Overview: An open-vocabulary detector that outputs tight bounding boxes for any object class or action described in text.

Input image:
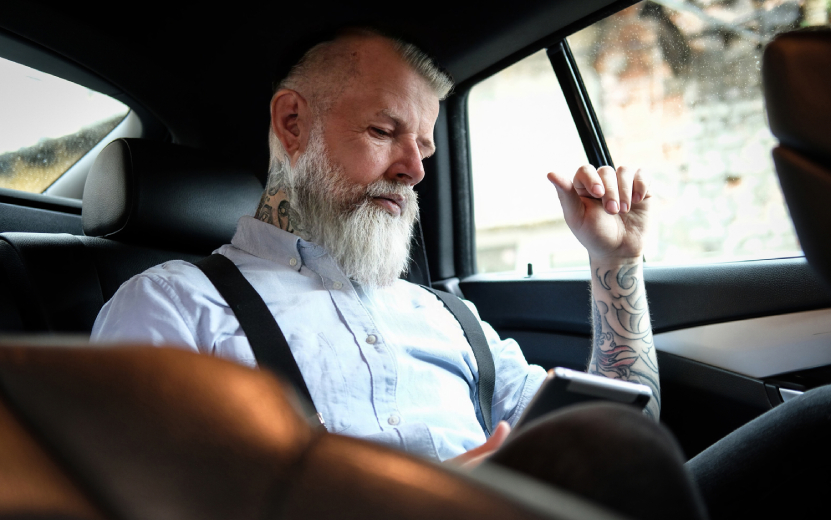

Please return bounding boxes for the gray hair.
[267,28,453,183]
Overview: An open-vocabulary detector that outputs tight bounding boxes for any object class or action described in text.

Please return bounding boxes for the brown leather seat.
[0,343,623,520]
[764,27,831,288]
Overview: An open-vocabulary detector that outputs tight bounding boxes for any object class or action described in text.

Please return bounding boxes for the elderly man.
[93,28,705,519]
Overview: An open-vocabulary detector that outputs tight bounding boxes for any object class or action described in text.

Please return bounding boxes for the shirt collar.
[230,216,347,281]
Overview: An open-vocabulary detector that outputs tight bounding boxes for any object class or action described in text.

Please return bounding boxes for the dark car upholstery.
[0,138,264,334]
[0,342,623,520]
[764,27,831,288]
[0,136,434,335]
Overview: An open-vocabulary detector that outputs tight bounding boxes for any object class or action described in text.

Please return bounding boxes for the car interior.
[0,0,829,518]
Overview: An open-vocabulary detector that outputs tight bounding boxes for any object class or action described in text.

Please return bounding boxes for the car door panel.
[459,257,831,457]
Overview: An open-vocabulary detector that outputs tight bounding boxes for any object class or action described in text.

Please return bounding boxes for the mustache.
[354,179,418,207]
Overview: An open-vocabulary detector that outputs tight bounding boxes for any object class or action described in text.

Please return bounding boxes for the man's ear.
[270,89,310,165]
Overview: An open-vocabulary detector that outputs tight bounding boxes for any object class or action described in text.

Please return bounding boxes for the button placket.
[322,276,398,432]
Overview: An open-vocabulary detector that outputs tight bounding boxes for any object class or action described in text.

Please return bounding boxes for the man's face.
[282,39,442,287]
[315,38,441,218]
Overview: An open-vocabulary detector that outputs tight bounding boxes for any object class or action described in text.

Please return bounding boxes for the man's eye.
[371,127,390,137]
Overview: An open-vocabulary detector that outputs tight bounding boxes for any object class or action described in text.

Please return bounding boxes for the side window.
[567,0,828,265]
[469,50,589,274]
[0,56,130,196]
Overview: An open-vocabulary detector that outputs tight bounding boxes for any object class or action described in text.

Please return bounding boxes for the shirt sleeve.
[462,300,547,428]
[91,273,200,352]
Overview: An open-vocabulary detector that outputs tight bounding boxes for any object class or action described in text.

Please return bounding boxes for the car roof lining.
[0,0,628,177]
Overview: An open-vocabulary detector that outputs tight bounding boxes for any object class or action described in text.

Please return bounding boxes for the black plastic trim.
[0,188,81,215]
[658,351,772,458]
[547,42,613,168]
[765,364,831,391]
[447,90,477,278]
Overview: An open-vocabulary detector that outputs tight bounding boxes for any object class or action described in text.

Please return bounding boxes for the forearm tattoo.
[589,263,660,419]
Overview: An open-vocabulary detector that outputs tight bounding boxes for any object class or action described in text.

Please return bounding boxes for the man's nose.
[389,139,426,186]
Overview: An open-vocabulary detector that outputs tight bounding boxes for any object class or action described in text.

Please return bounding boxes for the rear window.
[0,56,129,194]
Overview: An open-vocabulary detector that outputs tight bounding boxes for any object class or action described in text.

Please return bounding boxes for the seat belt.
[421,287,496,435]
[195,254,496,436]
[193,254,324,427]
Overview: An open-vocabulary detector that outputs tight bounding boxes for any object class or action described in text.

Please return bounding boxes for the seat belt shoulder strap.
[422,286,496,436]
[194,254,321,425]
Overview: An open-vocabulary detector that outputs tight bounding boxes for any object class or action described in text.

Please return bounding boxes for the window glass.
[469,50,589,274]
[0,57,129,194]
[568,0,828,265]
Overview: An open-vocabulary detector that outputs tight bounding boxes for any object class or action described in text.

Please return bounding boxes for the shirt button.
[289,257,298,267]
[333,281,343,290]
[365,334,377,344]
[387,414,401,426]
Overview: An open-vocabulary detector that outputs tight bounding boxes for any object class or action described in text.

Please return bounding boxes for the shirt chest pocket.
[288,333,353,434]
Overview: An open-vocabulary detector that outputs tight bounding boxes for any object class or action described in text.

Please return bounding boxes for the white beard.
[282,130,419,288]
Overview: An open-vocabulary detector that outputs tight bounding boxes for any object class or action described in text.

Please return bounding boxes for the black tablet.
[514,367,653,429]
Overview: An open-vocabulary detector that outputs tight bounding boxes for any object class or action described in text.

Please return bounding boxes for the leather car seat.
[763,27,831,288]
[0,342,623,520]
[0,137,432,334]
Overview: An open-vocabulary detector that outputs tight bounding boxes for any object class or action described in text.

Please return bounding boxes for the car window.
[567,0,828,265]
[0,56,129,195]
[469,50,589,274]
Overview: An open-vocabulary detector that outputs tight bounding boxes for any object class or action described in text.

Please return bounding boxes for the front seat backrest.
[763,27,831,288]
[0,343,624,520]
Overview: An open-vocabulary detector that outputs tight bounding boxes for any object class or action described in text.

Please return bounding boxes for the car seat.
[764,27,831,289]
[0,341,624,520]
[0,137,433,334]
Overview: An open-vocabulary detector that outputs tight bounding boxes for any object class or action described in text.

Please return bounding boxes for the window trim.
[0,27,168,210]
[449,0,641,277]
[547,41,614,169]
[0,187,82,215]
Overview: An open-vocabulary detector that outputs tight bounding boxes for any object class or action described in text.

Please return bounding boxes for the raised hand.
[547,165,651,264]
[548,165,659,419]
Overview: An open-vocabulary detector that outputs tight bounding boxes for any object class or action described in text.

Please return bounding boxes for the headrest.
[82,138,264,253]
[763,27,831,163]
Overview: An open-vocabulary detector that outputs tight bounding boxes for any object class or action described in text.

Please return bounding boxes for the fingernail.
[633,192,641,204]
[621,202,629,213]
[591,184,604,197]
[606,200,619,213]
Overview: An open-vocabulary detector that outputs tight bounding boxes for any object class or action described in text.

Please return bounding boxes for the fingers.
[597,166,619,214]
[571,165,603,198]
[463,421,511,468]
[566,165,648,215]
[547,171,584,222]
[488,420,512,448]
[616,166,634,213]
[444,421,512,468]
[632,169,651,204]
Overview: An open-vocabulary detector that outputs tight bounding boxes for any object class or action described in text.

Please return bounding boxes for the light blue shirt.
[92,216,546,461]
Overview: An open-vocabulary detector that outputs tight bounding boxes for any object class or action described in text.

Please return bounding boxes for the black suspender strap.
[194,254,323,426]
[422,287,496,436]
[194,254,494,435]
